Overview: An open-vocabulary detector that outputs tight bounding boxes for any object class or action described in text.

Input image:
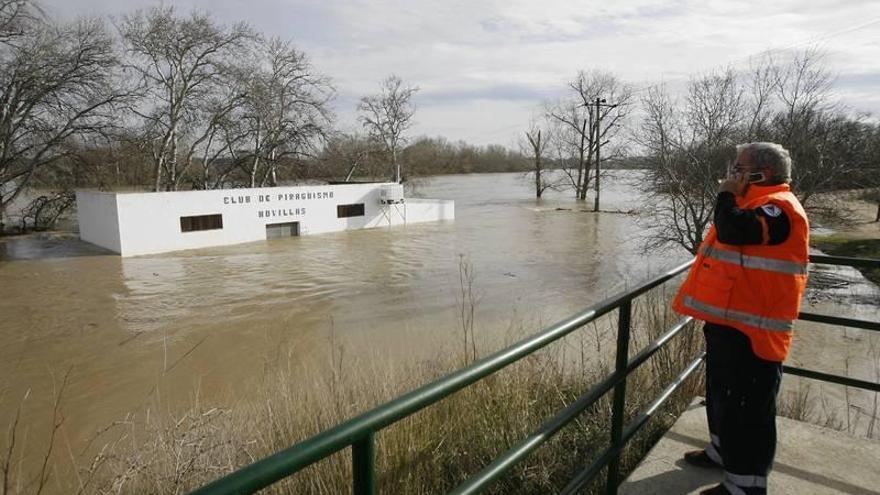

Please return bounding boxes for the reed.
[52,284,702,494]
[1,271,709,495]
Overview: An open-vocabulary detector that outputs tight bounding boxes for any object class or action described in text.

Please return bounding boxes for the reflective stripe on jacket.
[672,184,810,362]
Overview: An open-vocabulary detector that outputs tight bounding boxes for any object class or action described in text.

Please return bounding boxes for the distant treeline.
[31,136,536,191]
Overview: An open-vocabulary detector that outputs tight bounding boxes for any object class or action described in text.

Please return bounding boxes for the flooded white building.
[76,183,454,256]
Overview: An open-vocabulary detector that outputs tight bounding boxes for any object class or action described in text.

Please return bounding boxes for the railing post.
[606,300,632,495]
[352,431,376,495]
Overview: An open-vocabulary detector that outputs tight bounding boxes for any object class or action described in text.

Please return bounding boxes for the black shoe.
[699,483,731,495]
[683,449,722,469]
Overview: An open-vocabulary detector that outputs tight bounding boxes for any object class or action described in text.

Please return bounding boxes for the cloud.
[38,0,880,145]
[419,83,565,105]
[836,72,880,89]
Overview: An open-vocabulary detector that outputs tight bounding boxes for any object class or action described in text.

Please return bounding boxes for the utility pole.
[593,97,618,212]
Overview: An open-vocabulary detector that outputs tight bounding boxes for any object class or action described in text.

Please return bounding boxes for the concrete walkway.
[619,399,880,495]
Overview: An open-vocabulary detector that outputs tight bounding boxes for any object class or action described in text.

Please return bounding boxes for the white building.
[76,183,454,257]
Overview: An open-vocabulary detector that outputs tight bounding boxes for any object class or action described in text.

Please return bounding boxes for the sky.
[42,0,880,147]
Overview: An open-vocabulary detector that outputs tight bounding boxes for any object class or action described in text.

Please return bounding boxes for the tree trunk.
[535,165,542,198]
[269,149,278,186]
[391,144,400,183]
[169,130,178,191]
[533,130,542,199]
[345,161,358,182]
[250,155,260,188]
[582,109,597,201]
[259,160,274,187]
[153,156,163,192]
[250,125,262,188]
[576,119,586,199]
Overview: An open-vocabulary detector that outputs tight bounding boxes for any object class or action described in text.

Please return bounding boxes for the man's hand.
[719,172,749,196]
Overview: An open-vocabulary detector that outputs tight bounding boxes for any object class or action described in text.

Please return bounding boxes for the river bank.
[810,189,880,284]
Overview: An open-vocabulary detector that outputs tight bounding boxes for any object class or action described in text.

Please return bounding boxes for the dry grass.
[2,286,705,495]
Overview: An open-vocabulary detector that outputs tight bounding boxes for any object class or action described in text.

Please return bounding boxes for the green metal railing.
[191,254,880,495]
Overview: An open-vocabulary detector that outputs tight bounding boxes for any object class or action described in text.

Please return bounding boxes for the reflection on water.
[0,171,687,479]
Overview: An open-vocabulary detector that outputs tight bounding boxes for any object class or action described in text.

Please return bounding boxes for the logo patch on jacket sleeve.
[760,204,783,217]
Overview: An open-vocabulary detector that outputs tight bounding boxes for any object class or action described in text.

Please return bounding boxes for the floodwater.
[1,171,680,475]
[5,170,876,488]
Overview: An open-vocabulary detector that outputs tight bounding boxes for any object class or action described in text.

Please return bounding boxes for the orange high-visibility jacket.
[672,184,810,362]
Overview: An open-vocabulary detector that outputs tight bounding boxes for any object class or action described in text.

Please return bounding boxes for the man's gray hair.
[737,142,792,184]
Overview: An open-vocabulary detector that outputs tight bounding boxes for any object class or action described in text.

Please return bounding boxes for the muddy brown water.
[1,171,686,480]
[1,171,876,490]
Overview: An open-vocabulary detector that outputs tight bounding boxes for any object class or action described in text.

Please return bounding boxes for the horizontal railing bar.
[448,371,613,495]
[559,354,706,495]
[626,317,695,374]
[448,317,695,495]
[783,365,880,393]
[190,262,695,495]
[798,312,880,332]
[809,254,880,269]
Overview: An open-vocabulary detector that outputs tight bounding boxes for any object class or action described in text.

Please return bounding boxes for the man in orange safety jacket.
[673,142,809,495]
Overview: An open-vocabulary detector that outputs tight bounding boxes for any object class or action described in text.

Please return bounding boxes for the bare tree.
[768,49,851,207]
[638,51,873,254]
[744,54,777,141]
[357,75,418,183]
[774,48,835,141]
[0,3,121,232]
[521,125,554,198]
[190,87,248,189]
[685,68,744,146]
[639,70,743,254]
[0,0,40,43]
[238,37,334,187]
[320,132,380,181]
[120,6,255,191]
[547,70,632,202]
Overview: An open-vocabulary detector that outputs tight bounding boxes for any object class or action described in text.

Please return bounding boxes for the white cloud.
[41,0,880,144]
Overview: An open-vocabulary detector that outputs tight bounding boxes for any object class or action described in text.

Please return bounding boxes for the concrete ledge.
[619,398,880,495]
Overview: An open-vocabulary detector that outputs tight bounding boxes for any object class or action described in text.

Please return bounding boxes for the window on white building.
[180,214,223,232]
[337,204,365,218]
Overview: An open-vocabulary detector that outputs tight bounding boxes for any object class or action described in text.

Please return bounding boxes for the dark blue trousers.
[704,322,782,495]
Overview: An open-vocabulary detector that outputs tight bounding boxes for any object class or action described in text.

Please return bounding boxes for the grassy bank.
[812,236,880,286]
[2,289,704,494]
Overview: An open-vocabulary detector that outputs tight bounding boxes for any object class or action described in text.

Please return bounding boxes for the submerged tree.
[522,125,554,198]
[547,70,632,204]
[357,75,418,183]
